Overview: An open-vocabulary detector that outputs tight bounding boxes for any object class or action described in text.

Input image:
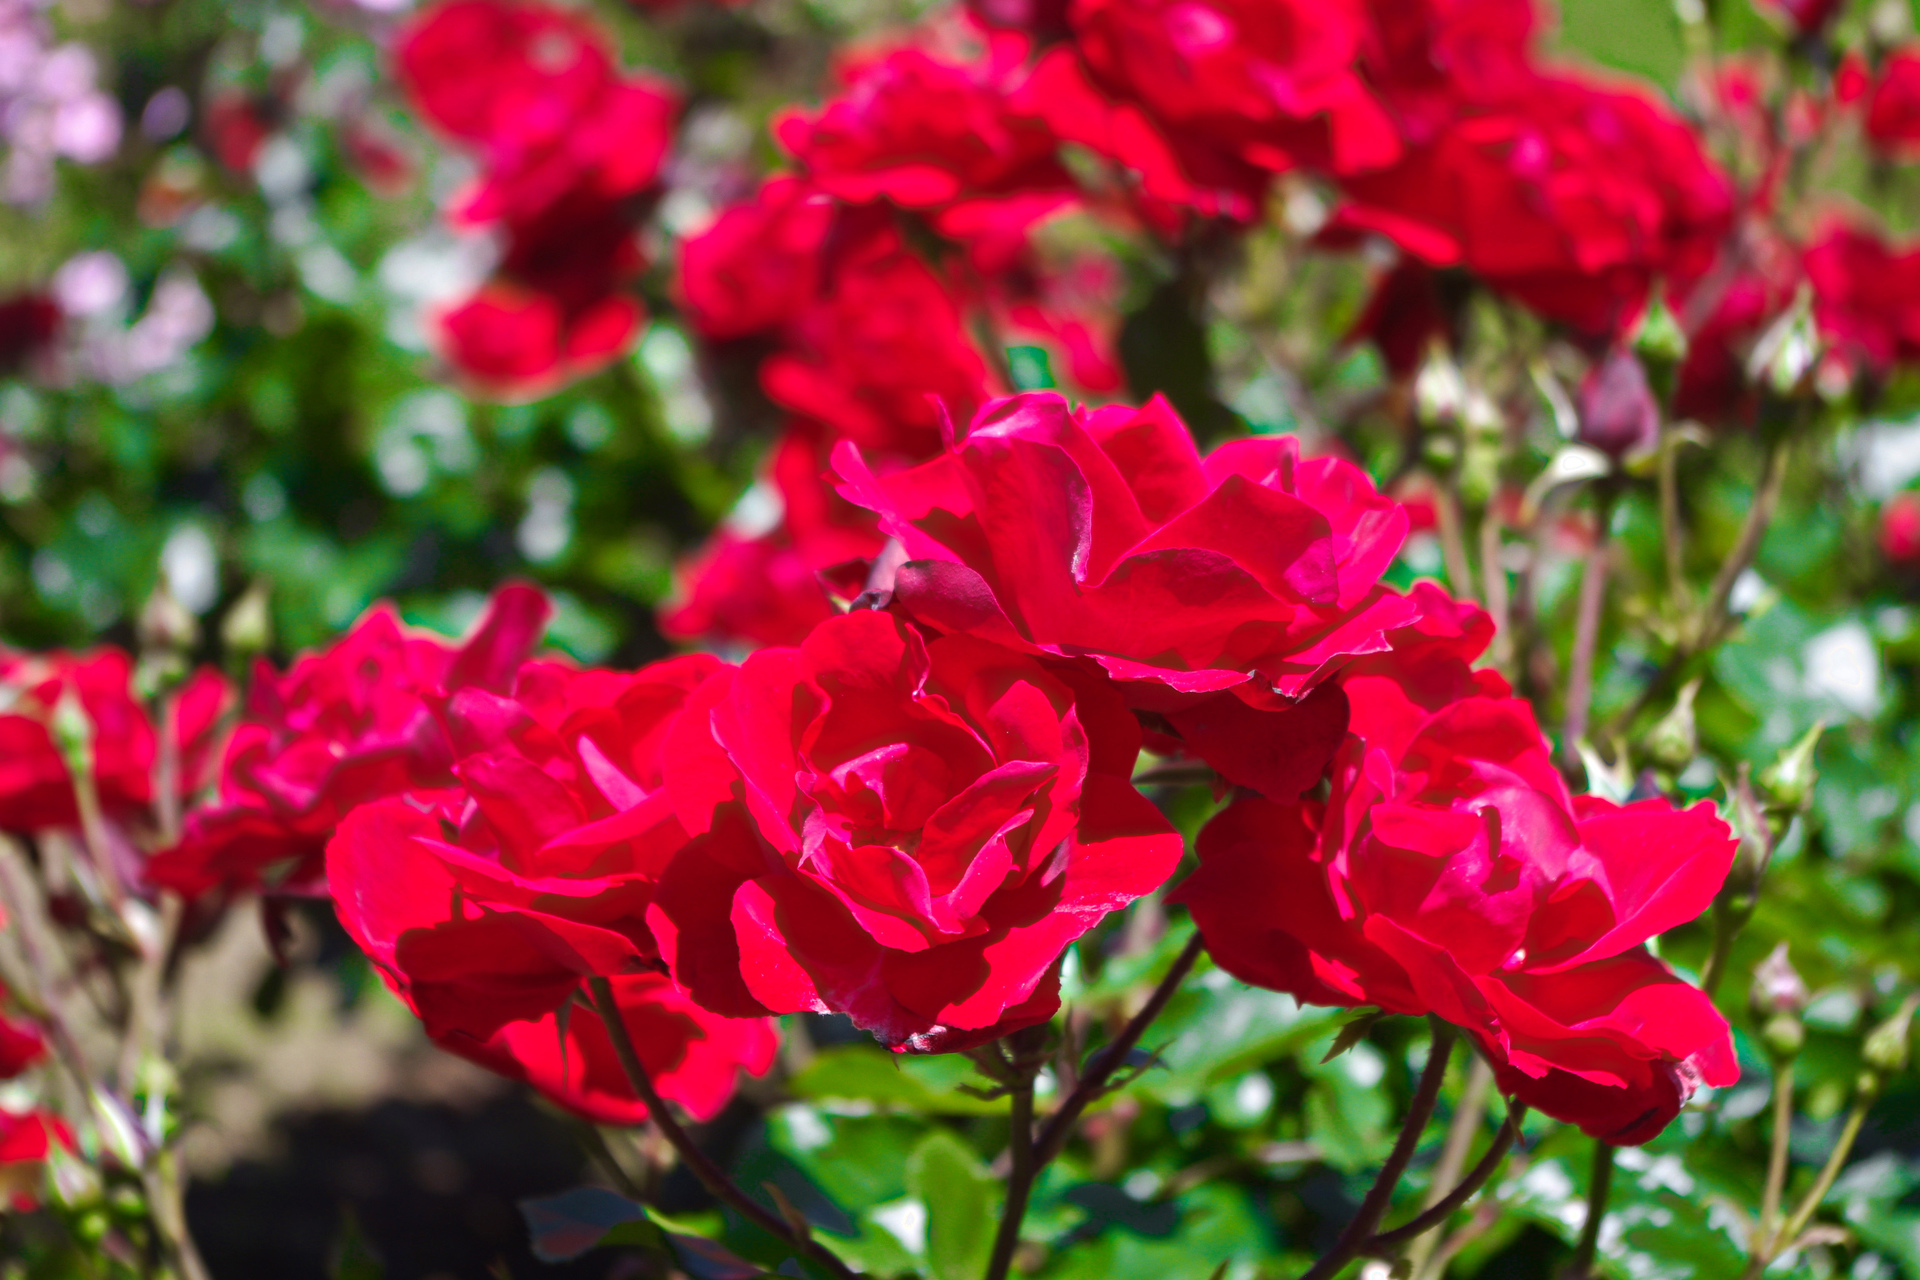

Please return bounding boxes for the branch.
[1566,1142,1615,1279]
[983,1030,1047,1280]
[584,977,859,1280]
[1401,1055,1495,1276]
[1299,1020,1459,1280]
[1368,1108,1523,1252]
[1031,932,1205,1168]
[1562,482,1618,776]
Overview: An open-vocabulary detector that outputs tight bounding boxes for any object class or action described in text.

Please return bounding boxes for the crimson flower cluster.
[394,0,678,397]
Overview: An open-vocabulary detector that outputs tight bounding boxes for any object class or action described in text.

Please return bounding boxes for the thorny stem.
[584,977,860,1280]
[1432,483,1479,604]
[1659,419,1686,605]
[1031,932,1205,1168]
[1566,1142,1615,1279]
[1400,1055,1496,1276]
[1298,1020,1460,1280]
[1369,1109,1523,1253]
[1605,430,1793,741]
[1746,1099,1871,1277]
[983,1033,1043,1280]
[1562,482,1619,774]
[1757,1062,1795,1249]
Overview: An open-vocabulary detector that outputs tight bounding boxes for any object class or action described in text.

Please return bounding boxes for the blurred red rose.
[0,1002,43,1079]
[678,177,836,342]
[1881,492,1920,564]
[774,46,1077,228]
[1069,0,1399,177]
[455,972,777,1125]
[1176,616,1739,1145]
[1361,0,1539,143]
[660,426,887,649]
[1753,0,1846,36]
[762,227,995,458]
[651,610,1183,1051]
[0,1110,72,1211]
[0,653,227,835]
[149,585,550,897]
[326,653,722,1044]
[837,392,1424,799]
[1806,222,1920,373]
[1332,74,1734,334]
[1867,49,1920,157]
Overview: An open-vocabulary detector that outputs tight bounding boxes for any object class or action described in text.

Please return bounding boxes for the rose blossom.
[148,584,549,897]
[0,1110,72,1212]
[836,391,1423,799]
[677,176,836,342]
[1867,49,1920,160]
[327,652,721,1043]
[1175,605,1739,1144]
[1805,222,1920,373]
[0,652,227,835]
[650,610,1184,1051]
[660,425,888,649]
[1331,73,1734,335]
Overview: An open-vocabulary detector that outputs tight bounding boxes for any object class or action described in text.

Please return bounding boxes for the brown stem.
[1400,1055,1496,1276]
[1480,514,1513,677]
[1700,435,1790,648]
[1368,1110,1522,1252]
[1299,1021,1459,1280]
[1756,1061,1795,1251]
[1432,483,1478,603]
[983,1052,1038,1280]
[1562,485,1618,774]
[1031,932,1205,1168]
[584,978,859,1280]
[1658,420,1686,606]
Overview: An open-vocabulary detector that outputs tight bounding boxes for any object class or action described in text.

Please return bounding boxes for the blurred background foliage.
[8,0,1920,1277]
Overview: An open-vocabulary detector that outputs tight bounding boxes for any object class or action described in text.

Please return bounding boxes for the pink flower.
[1806,222,1920,372]
[836,391,1424,799]
[149,585,550,897]
[677,177,836,342]
[652,610,1183,1051]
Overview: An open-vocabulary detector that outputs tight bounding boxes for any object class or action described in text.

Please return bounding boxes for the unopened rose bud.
[1759,723,1823,816]
[1762,1011,1806,1061]
[1881,493,1920,567]
[49,687,93,787]
[1577,348,1660,460]
[1643,679,1700,773]
[138,577,198,653]
[1863,993,1918,1077]
[1751,943,1810,1019]
[1631,292,1688,368]
[1748,290,1822,398]
[1415,345,1466,428]
[220,581,272,660]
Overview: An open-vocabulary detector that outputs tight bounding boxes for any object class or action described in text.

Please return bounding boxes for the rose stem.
[1367,1107,1524,1255]
[1299,1019,1459,1280]
[983,1030,1045,1280]
[1747,1098,1868,1276]
[1606,431,1791,740]
[1658,418,1686,603]
[1566,1141,1615,1279]
[1755,1059,1796,1253]
[1393,1054,1497,1274]
[1561,479,1618,777]
[1030,931,1205,1168]
[583,977,860,1280]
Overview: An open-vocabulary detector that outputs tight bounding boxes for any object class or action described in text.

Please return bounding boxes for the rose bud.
[1576,347,1660,460]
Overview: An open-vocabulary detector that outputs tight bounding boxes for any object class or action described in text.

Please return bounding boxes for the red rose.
[1806,222,1920,373]
[836,392,1423,799]
[1360,0,1539,144]
[1176,613,1739,1145]
[0,1001,43,1080]
[1333,74,1734,334]
[1672,231,1802,422]
[455,973,777,1125]
[677,177,836,342]
[0,652,228,835]
[661,426,888,649]
[149,585,550,897]
[0,292,61,372]
[1867,49,1920,158]
[1882,492,1920,565]
[773,46,1076,225]
[1068,0,1399,177]
[326,652,722,1044]
[1753,0,1846,35]
[0,1110,73,1211]
[435,282,644,399]
[651,610,1183,1051]
[761,227,995,458]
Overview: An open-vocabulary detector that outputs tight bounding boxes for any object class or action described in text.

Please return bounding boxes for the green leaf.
[1319,1008,1385,1063]
[788,1046,1005,1115]
[329,1208,383,1280]
[906,1131,999,1280]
